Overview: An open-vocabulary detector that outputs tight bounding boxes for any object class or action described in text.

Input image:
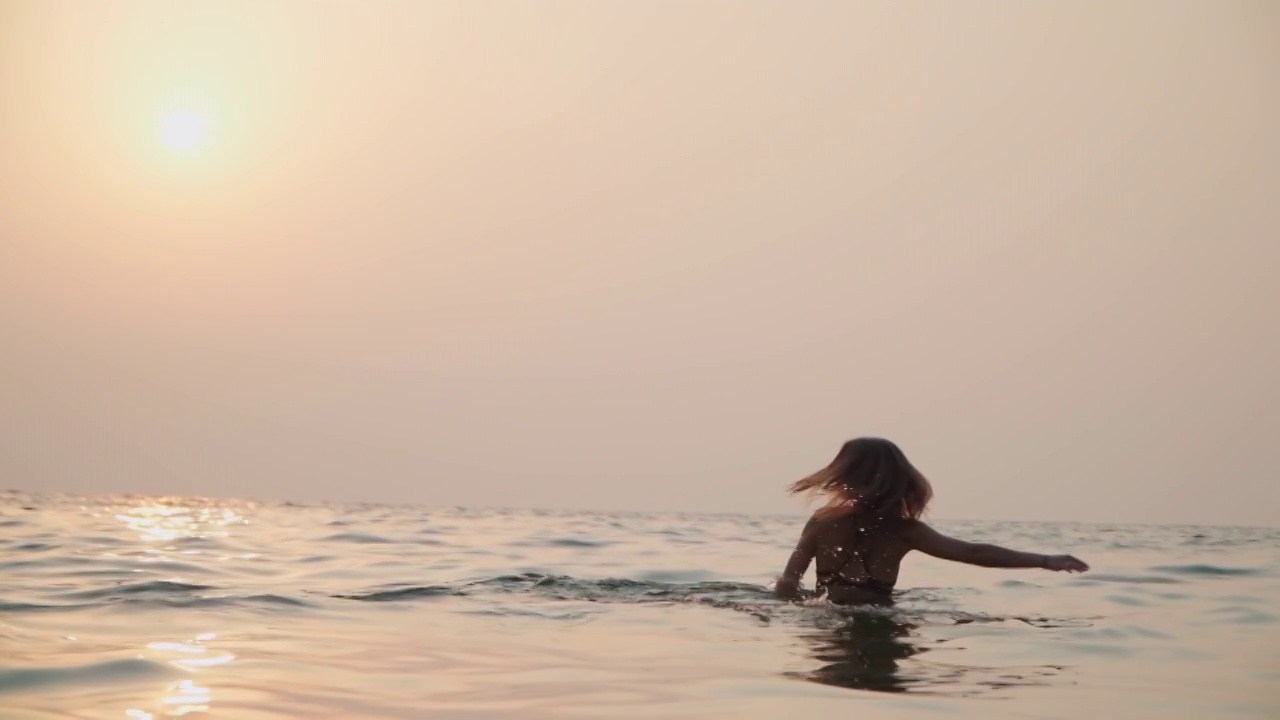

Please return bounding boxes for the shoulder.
[798,510,845,541]
[890,517,930,544]
[800,511,832,536]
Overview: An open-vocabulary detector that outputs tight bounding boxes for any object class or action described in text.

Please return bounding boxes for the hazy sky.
[2,1,1277,526]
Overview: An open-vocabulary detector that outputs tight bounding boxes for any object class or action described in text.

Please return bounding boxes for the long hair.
[789,438,932,520]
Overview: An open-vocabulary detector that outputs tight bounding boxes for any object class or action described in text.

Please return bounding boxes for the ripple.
[460,606,590,620]
[73,535,127,546]
[323,532,394,544]
[1205,606,1278,625]
[0,658,178,694]
[543,538,611,548]
[998,580,1043,588]
[166,536,226,548]
[4,494,1279,717]
[58,580,215,601]
[0,557,99,572]
[328,574,777,609]
[240,593,315,608]
[1103,594,1151,607]
[1066,643,1136,658]
[1074,573,1183,585]
[1150,564,1262,577]
[335,585,457,602]
[125,559,223,575]
[0,600,85,613]
[60,568,143,579]
[636,569,720,583]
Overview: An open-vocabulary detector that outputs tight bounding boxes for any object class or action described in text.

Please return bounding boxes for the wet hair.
[789,438,933,520]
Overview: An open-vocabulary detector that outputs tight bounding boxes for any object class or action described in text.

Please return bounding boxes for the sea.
[1,491,1277,719]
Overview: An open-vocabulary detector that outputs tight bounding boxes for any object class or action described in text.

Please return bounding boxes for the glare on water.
[1,492,1277,719]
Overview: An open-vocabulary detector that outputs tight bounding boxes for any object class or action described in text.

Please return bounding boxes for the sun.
[160,110,208,154]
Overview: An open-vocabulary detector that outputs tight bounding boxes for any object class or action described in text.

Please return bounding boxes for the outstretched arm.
[902,520,1088,572]
[775,515,820,599]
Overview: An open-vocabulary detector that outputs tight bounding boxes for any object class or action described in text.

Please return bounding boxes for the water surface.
[1,492,1277,718]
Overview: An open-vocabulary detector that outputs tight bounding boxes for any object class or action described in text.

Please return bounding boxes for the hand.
[774,576,803,600]
[1043,554,1089,573]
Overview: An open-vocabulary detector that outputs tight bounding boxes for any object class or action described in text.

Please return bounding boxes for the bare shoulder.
[893,518,935,546]
[797,510,849,543]
[896,518,925,533]
[799,511,835,537]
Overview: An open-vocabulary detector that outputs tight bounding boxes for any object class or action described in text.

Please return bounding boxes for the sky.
[1,1,1277,526]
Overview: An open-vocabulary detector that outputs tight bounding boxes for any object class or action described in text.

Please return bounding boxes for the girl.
[775,438,1088,604]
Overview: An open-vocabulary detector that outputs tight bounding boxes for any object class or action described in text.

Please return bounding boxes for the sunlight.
[160,110,207,154]
[114,502,242,542]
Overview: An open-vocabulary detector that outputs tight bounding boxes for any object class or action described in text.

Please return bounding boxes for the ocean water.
[1,492,1277,719]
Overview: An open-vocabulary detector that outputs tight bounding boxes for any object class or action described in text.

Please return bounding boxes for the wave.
[332,573,775,609]
[11,543,57,553]
[0,658,176,695]
[0,600,81,613]
[335,585,457,602]
[322,532,394,544]
[2,581,314,613]
[542,538,612,548]
[58,580,214,601]
[330,573,787,625]
[1149,564,1262,577]
[1073,573,1184,585]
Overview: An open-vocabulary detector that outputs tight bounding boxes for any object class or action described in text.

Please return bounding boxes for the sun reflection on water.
[161,679,212,716]
[129,632,232,717]
[102,502,250,718]
[114,501,245,543]
[147,632,235,669]
[125,677,214,720]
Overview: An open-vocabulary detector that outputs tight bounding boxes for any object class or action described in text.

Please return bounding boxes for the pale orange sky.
[1,1,1277,526]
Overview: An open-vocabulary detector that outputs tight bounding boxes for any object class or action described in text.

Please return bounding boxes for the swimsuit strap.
[818,520,894,595]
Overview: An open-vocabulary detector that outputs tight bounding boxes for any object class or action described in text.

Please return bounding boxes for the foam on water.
[0,491,1277,719]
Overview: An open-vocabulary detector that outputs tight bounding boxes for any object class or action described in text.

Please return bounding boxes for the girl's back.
[775,438,1088,604]
[807,511,912,603]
